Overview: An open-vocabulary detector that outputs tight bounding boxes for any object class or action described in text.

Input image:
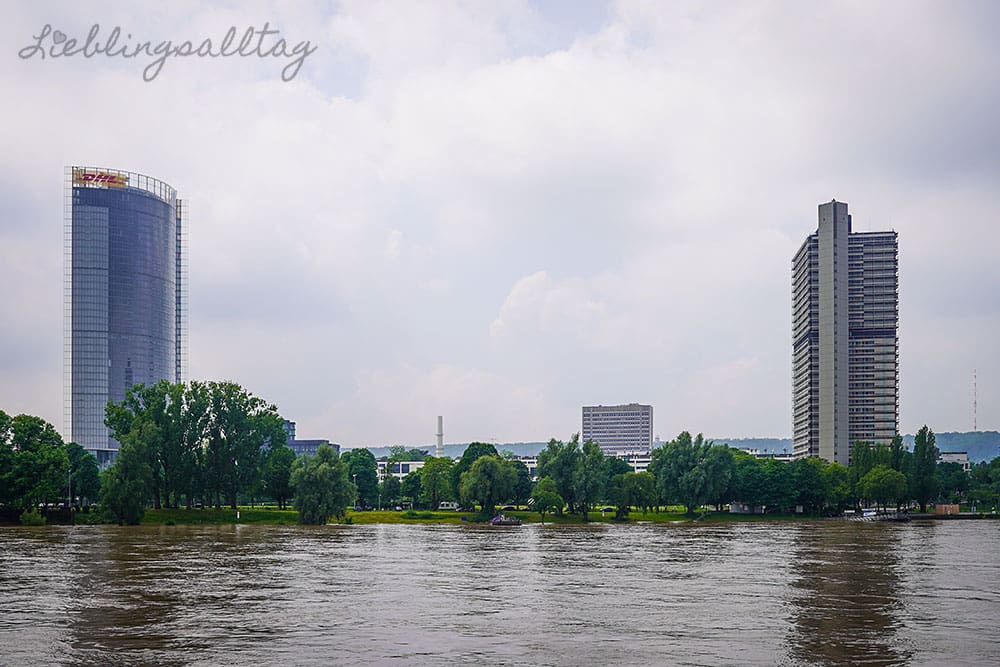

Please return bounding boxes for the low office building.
[378,460,426,481]
[938,451,971,473]
[734,447,795,463]
[287,439,339,457]
[515,449,651,483]
[279,420,338,457]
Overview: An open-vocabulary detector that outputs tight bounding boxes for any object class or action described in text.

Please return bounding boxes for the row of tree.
[348,442,533,517]
[0,411,101,521]
[7,389,1000,526]
[102,380,290,513]
[522,426,999,519]
[388,427,999,521]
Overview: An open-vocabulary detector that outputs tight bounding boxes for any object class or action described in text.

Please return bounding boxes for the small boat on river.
[490,514,522,526]
[844,509,911,522]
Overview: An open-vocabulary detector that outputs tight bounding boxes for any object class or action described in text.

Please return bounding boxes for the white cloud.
[317,363,553,447]
[1,1,998,442]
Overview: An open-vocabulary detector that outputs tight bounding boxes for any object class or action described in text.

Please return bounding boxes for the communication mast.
[973,369,977,431]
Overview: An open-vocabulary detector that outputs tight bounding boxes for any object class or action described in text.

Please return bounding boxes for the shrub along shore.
[6,390,1000,527]
[134,507,801,526]
[111,506,995,527]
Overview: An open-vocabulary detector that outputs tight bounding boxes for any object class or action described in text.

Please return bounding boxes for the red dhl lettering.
[73,170,128,187]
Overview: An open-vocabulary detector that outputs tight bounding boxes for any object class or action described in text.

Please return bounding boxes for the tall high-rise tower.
[64,166,187,466]
[792,201,898,465]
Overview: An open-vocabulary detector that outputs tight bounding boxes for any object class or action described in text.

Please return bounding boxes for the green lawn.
[140,507,300,525]
[138,506,811,526]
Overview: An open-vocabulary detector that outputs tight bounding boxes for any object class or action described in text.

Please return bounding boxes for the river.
[1,520,998,666]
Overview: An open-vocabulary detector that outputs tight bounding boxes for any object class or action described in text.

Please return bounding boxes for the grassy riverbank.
[19,506,994,527]
[134,507,818,526]
[139,507,301,526]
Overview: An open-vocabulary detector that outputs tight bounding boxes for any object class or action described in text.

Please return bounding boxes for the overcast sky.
[1,1,997,448]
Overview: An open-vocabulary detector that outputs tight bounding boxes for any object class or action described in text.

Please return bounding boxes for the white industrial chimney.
[436,416,444,458]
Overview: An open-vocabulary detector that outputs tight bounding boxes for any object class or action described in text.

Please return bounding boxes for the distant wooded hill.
[716,431,1000,464]
[358,431,1000,464]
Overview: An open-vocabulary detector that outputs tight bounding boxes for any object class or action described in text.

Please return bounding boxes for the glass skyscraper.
[64,167,187,466]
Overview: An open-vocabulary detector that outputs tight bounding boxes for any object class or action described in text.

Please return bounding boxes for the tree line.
[5,388,1000,526]
[389,427,1000,521]
[0,410,101,524]
[516,427,1000,519]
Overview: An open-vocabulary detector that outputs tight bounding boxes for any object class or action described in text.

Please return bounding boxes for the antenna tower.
[973,369,977,431]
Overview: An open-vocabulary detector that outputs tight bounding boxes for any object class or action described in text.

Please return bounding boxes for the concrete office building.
[280,420,339,457]
[582,403,653,455]
[64,167,187,466]
[938,451,971,473]
[792,200,898,465]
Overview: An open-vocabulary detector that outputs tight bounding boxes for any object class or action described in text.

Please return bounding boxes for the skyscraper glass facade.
[64,167,186,466]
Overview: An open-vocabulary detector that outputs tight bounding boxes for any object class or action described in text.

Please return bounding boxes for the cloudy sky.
[1,0,997,448]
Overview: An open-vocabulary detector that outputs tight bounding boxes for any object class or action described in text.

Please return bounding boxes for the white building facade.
[582,403,654,455]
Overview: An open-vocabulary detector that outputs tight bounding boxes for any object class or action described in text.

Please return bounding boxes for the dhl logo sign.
[73,169,128,188]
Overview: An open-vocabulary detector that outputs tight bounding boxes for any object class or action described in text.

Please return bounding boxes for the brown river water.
[1,520,998,666]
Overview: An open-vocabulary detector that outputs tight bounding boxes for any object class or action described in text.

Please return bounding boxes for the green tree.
[105,381,175,509]
[341,448,379,508]
[936,462,969,503]
[731,452,766,508]
[602,456,633,504]
[208,382,284,509]
[629,471,658,515]
[459,455,516,517]
[536,435,581,514]
[66,442,101,505]
[450,442,499,496]
[530,476,563,523]
[648,432,711,514]
[573,439,606,520]
[791,457,829,515]
[509,459,533,506]
[969,458,1000,510]
[419,456,454,509]
[8,414,70,511]
[381,474,402,507]
[103,380,243,510]
[858,464,908,511]
[822,462,852,512]
[701,445,735,510]
[178,381,211,508]
[608,471,656,520]
[100,442,151,525]
[401,470,423,509]
[910,426,939,512]
[889,434,907,472]
[0,410,13,508]
[262,444,296,509]
[761,459,795,512]
[291,444,353,524]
